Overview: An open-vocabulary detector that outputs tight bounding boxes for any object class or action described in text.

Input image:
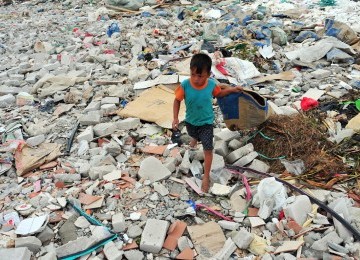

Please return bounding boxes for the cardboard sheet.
[246,71,296,85]
[118,85,185,129]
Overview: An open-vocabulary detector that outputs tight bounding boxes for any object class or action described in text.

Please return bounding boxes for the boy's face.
[190,68,210,87]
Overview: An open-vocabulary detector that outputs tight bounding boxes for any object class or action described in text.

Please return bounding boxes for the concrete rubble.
[0,0,360,259]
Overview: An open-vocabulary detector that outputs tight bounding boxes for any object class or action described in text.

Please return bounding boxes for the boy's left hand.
[233,86,243,92]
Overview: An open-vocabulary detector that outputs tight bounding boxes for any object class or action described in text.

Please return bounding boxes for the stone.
[187,222,226,258]
[101,103,117,115]
[77,126,94,142]
[38,251,57,260]
[210,183,231,196]
[36,226,55,244]
[15,236,42,253]
[284,195,312,225]
[89,165,117,180]
[230,189,247,212]
[93,122,117,136]
[104,241,123,260]
[116,118,141,130]
[213,237,236,260]
[0,248,32,260]
[0,94,16,108]
[214,140,229,157]
[178,236,193,251]
[233,151,258,167]
[26,134,45,147]
[138,156,171,183]
[140,219,169,253]
[79,111,102,125]
[218,220,239,231]
[248,159,270,173]
[214,129,241,142]
[153,182,169,196]
[233,229,254,249]
[84,101,101,112]
[164,157,176,173]
[124,250,144,260]
[311,231,343,251]
[74,216,91,229]
[310,69,332,79]
[127,225,143,238]
[211,154,225,172]
[101,96,119,105]
[179,150,191,174]
[56,236,97,258]
[226,143,254,164]
[112,212,126,233]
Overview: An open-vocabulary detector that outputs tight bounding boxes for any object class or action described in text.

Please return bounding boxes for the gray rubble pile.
[0,0,360,259]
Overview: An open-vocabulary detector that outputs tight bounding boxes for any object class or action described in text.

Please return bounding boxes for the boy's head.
[190,53,212,87]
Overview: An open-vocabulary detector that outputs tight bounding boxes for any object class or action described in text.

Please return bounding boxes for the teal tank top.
[181,78,216,126]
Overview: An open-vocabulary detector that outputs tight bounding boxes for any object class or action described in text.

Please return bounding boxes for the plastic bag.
[257,177,287,211]
[280,159,305,175]
[301,97,319,111]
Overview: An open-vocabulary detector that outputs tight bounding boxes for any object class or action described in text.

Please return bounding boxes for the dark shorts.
[185,122,214,150]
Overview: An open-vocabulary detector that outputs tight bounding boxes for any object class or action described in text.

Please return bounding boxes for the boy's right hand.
[172,119,179,130]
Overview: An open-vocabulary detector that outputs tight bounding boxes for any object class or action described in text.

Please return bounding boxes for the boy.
[172,53,243,193]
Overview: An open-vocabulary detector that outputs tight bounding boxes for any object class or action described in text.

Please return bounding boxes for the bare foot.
[201,176,209,193]
[189,138,197,148]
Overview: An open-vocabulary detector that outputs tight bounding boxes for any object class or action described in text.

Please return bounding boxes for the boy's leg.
[198,124,214,193]
[202,149,213,193]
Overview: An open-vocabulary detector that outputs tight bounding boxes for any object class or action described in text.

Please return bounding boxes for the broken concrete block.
[36,226,55,244]
[284,195,312,225]
[77,126,94,142]
[101,96,119,105]
[164,157,176,173]
[311,231,343,251]
[214,140,229,157]
[138,156,171,183]
[0,248,32,260]
[0,94,16,107]
[248,159,270,173]
[187,222,226,258]
[226,143,254,163]
[123,250,144,260]
[101,103,117,115]
[89,165,117,180]
[310,69,331,79]
[140,219,169,253]
[211,153,225,172]
[93,122,117,136]
[218,220,239,231]
[112,212,126,233]
[104,241,123,260]
[84,101,101,112]
[210,183,231,196]
[116,117,141,130]
[26,134,45,147]
[56,236,97,258]
[214,128,241,142]
[179,150,191,174]
[228,139,242,150]
[54,174,81,183]
[178,236,193,251]
[79,111,102,125]
[233,151,258,166]
[230,189,247,212]
[15,236,42,253]
[213,237,236,260]
[233,229,254,249]
[153,182,169,196]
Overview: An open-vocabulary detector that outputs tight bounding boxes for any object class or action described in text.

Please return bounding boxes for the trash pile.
[0,0,360,259]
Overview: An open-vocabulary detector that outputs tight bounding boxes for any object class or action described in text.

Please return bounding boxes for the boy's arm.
[172,98,181,129]
[216,84,243,97]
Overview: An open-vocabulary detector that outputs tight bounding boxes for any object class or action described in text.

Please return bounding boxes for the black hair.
[190,53,212,74]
